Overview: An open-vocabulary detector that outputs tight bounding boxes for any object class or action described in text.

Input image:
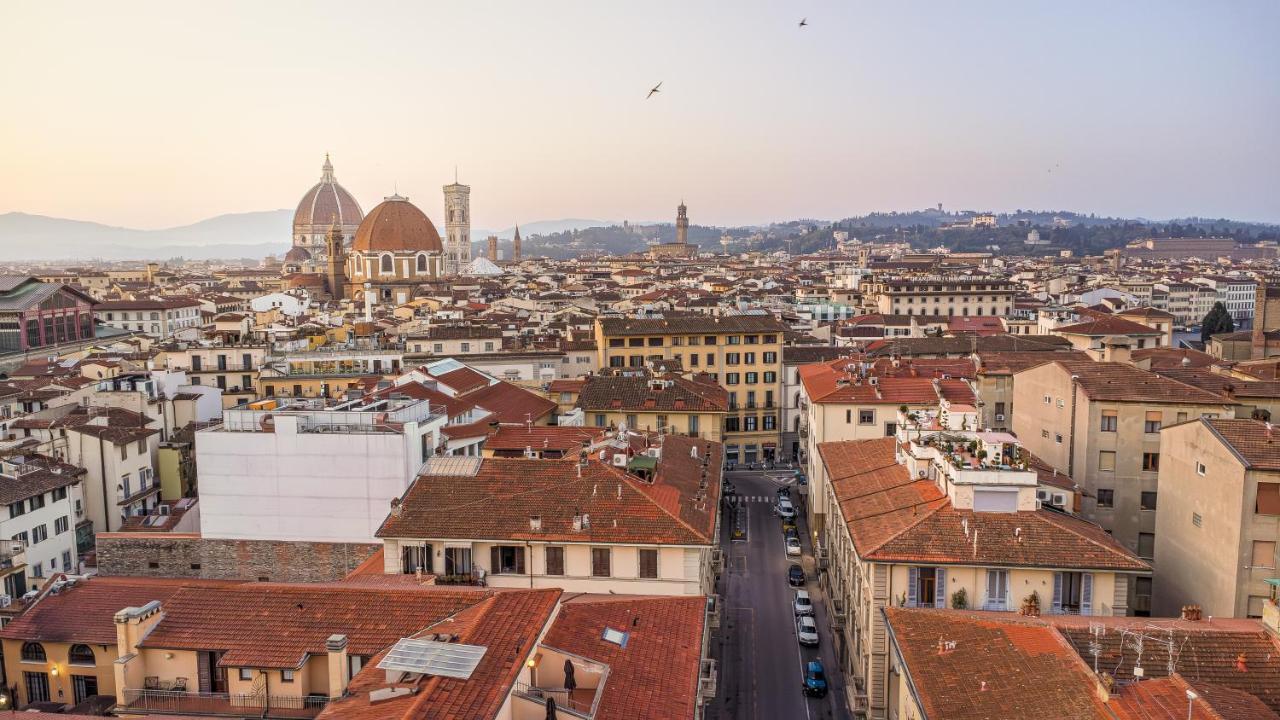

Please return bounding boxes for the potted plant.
[951,588,968,610]
[1020,591,1041,617]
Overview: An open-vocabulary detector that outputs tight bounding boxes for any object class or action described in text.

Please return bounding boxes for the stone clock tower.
[442,181,471,275]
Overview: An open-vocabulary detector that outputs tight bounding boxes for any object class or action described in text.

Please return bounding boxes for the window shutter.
[935,568,947,608]
[490,546,500,574]
[907,567,918,607]
[1052,572,1063,612]
[516,547,526,575]
[1081,573,1093,615]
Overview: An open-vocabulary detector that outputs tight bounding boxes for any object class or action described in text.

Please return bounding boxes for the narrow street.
[707,468,850,720]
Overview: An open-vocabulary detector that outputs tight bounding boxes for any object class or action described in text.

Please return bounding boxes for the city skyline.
[1,1,1278,232]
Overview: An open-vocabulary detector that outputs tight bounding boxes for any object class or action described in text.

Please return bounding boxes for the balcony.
[119,689,330,718]
[117,483,162,507]
[513,680,599,718]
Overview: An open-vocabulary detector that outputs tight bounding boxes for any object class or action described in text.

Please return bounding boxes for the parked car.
[788,564,806,586]
[796,615,820,647]
[785,536,802,556]
[794,589,814,617]
[776,499,796,520]
[795,471,808,485]
[783,526,799,542]
[722,481,736,495]
[803,660,828,697]
[776,486,791,498]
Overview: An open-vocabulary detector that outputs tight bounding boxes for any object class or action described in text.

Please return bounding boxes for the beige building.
[156,344,269,408]
[1154,418,1280,618]
[595,314,786,464]
[867,276,1017,317]
[577,373,728,442]
[818,429,1147,718]
[1012,359,1234,613]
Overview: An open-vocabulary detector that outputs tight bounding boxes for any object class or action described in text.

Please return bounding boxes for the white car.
[797,615,820,647]
[777,499,796,520]
[785,536,802,556]
[794,590,814,617]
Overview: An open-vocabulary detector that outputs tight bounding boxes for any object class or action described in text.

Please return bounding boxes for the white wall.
[196,418,437,543]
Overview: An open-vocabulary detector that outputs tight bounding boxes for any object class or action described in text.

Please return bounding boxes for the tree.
[1201,302,1235,343]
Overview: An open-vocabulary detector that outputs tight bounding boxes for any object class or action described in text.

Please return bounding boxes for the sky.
[1,1,1278,231]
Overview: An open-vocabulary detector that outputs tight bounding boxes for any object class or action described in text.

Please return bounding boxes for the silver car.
[797,615,819,647]
[794,590,814,617]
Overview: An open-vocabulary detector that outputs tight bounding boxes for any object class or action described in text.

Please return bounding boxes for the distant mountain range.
[0,211,618,262]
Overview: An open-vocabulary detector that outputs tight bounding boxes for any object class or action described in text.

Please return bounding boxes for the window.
[727,335,741,345]
[8,501,24,519]
[984,569,1009,610]
[744,416,757,432]
[724,417,740,433]
[689,354,699,367]
[859,410,875,425]
[1257,483,1280,514]
[1142,452,1160,472]
[705,353,714,366]
[1041,429,1049,439]
[53,487,67,501]
[416,254,427,272]
[763,371,776,383]
[763,351,777,363]
[29,493,45,510]
[281,669,295,683]
[764,334,777,344]
[1053,572,1092,614]
[743,352,756,365]
[380,254,393,273]
[1096,489,1115,508]
[54,516,69,534]
[725,373,740,385]
[1137,532,1155,559]
[545,546,565,576]
[994,402,1006,417]
[638,548,659,578]
[907,566,946,609]
[846,409,853,424]
[239,668,253,681]
[594,414,606,427]
[1098,451,1116,471]
[1192,512,1203,527]
[763,415,776,431]
[21,641,46,662]
[591,548,611,577]
[1196,461,1207,476]
[1144,411,1162,433]
[884,422,896,437]
[11,531,28,546]
[741,371,756,385]
[490,546,526,574]
[1100,410,1117,432]
[1140,491,1157,511]
[31,524,47,544]
[1055,433,1063,444]
[1043,395,1051,404]
[744,334,758,344]
[625,414,637,428]
[608,338,624,348]
[725,352,740,365]
[1253,541,1277,569]
[704,336,717,346]
[68,644,94,666]
[24,672,50,704]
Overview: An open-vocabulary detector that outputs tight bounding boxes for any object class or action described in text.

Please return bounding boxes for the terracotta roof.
[883,608,1110,720]
[542,596,707,720]
[465,381,557,423]
[819,438,1146,571]
[138,584,492,669]
[977,350,1092,375]
[0,467,80,505]
[0,576,239,645]
[1205,418,1280,471]
[435,366,491,395]
[799,358,975,405]
[381,436,721,546]
[1132,347,1217,368]
[1153,367,1280,400]
[351,195,443,254]
[577,375,728,413]
[318,589,561,720]
[1049,361,1230,405]
[597,313,787,337]
[1110,674,1280,720]
[484,424,605,453]
[1055,315,1163,337]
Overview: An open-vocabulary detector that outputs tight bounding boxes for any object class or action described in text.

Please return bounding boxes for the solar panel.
[377,638,488,680]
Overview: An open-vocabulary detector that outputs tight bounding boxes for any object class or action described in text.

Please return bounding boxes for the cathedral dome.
[293,155,363,230]
[283,245,312,262]
[352,194,443,254]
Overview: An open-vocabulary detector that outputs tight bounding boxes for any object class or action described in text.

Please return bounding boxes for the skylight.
[377,638,488,680]
[601,627,629,647]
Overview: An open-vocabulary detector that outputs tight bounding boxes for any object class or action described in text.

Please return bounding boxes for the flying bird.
[799,18,808,27]
[646,82,662,99]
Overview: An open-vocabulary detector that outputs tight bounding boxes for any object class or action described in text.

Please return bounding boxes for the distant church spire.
[321,153,335,182]
[512,224,522,262]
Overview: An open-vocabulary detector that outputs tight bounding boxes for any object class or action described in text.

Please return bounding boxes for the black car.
[776,486,791,498]
[784,527,800,542]
[788,564,806,586]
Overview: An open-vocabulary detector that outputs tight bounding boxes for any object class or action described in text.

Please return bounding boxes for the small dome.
[284,245,312,262]
[352,194,443,254]
[293,155,364,230]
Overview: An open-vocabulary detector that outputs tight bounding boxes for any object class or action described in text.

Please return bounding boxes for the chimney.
[113,600,164,705]
[1180,604,1202,622]
[326,634,350,697]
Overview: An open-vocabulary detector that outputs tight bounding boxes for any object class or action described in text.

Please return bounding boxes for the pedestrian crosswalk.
[725,495,781,504]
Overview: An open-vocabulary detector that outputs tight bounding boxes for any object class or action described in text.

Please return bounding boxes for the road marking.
[794,613,814,720]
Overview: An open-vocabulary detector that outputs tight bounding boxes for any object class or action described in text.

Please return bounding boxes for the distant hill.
[470,219,612,243]
[0,210,292,261]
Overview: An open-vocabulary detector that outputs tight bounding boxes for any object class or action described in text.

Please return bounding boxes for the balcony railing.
[120,689,329,719]
[981,599,1009,612]
[513,680,596,718]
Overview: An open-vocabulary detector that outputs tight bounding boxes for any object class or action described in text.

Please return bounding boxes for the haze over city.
[2,0,1278,232]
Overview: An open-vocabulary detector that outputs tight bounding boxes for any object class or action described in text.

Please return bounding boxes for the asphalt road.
[707,469,850,720]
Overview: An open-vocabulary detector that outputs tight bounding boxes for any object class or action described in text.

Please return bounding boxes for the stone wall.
[95,534,379,583]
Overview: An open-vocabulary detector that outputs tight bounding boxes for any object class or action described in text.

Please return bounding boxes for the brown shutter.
[516,547,526,574]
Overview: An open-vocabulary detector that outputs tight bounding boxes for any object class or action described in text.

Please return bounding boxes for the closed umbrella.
[545,696,557,720]
[563,659,577,693]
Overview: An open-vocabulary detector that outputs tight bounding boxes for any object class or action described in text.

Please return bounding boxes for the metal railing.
[121,689,329,718]
[512,681,595,717]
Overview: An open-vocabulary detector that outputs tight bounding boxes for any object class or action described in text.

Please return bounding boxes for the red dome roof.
[293,156,363,229]
[283,245,312,262]
[352,195,443,254]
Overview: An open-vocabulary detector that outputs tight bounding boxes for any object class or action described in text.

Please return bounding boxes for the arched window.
[69,644,95,665]
[380,254,394,274]
[416,254,427,273]
[21,642,46,662]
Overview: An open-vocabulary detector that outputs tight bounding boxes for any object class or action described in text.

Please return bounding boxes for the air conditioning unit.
[995,413,1005,422]
[1036,489,1050,502]
[1052,493,1068,507]
[612,454,628,467]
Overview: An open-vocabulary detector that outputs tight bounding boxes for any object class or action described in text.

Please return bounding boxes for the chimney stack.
[326,634,350,697]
